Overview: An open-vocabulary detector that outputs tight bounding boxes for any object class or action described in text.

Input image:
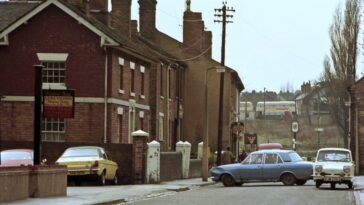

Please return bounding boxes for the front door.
[240,153,263,181]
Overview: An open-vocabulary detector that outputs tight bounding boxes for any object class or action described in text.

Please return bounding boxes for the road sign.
[292,121,299,133]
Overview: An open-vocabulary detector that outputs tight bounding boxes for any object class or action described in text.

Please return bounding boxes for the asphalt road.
[124,180,356,205]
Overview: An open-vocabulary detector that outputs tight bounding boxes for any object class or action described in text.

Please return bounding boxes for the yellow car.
[56,146,119,185]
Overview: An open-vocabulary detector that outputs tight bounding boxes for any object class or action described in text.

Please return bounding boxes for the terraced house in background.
[0,0,243,154]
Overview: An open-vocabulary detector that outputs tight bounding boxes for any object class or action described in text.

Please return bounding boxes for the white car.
[313,148,354,189]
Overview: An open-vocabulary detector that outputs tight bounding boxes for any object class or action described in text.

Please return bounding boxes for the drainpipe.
[103,47,109,143]
[167,64,170,149]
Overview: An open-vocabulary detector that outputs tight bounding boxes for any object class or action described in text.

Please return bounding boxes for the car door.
[239,153,264,181]
[262,153,284,181]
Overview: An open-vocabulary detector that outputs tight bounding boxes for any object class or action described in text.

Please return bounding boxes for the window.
[119,114,123,143]
[130,62,135,94]
[160,66,163,97]
[168,68,171,98]
[119,58,124,91]
[42,61,66,84]
[158,113,164,141]
[264,153,278,164]
[42,118,65,141]
[140,66,145,95]
[249,154,263,164]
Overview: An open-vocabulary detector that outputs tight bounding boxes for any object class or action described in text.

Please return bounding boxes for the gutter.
[103,46,109,143]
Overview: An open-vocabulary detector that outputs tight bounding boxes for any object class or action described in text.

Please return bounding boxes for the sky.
[128,0,350,92]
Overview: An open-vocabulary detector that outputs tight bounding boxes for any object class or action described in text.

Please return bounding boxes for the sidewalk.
[4,178,215,205]
[354,176,364,205]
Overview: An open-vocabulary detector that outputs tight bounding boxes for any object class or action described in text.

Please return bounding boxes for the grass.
[242,118,345,158]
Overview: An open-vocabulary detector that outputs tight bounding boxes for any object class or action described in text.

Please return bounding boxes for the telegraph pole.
[214,2,235,166]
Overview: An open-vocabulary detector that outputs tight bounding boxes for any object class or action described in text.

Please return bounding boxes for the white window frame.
[42,118,65,142]
[37,53,68,90]
[158,112,164,141]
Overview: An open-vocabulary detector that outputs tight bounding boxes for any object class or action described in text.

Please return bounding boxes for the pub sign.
[43,90,75,118]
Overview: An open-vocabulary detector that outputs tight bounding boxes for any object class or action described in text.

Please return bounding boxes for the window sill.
[42,83,67,90]
[130,92,136,97]
[160,96,164,100]
[140,95,145,99]
[118,89,125,94]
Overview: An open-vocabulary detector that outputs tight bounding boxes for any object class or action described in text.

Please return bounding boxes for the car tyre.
[348,181,353,189]
[315,181,322,188]
[330,182,335,190]
[296,180,307,186]
[113,170,119,185]
[221,174,235,187]
[98,171,106,186]
[281,173,296,186]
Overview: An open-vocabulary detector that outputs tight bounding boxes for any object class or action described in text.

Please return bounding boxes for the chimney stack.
[203,31,212,58]
[139,0,157,40]
[111,0,132,37]
[183,11,204,56]
[130,20,138,35]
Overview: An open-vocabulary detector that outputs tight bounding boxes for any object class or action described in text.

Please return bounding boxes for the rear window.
[62,148,100,158]
[1,151,32,160]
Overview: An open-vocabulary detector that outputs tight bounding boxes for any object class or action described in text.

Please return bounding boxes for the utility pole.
[214,2,235,166]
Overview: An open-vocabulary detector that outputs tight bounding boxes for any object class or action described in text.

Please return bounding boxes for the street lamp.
[202,66,226,181]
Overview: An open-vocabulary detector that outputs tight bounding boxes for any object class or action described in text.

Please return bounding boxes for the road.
[123,181,356,205]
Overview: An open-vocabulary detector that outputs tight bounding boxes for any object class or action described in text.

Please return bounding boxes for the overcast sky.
[128,0,354,92]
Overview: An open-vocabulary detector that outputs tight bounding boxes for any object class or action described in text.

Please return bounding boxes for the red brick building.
[0,0,159,144]
[0,0,244,154]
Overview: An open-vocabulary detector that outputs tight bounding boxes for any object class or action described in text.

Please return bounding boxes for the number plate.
[325,176,341,182]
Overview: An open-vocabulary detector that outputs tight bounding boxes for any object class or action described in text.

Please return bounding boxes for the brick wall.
[1,141,134,184]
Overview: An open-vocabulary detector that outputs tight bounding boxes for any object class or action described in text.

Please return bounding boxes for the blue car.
[210,149,313,187]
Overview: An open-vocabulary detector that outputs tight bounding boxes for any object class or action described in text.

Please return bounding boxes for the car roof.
[1,149,33,153]
[66,146,103,150]
[318,148,351,152]
[252,149,293,154]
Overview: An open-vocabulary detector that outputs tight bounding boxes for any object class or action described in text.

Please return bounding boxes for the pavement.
[4,176,364,205]
[4,178,215,205]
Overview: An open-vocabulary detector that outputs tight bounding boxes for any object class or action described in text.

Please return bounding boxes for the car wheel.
[330,183,335,190]
[98,171,106,186]
[296,180,307,186]
[113,170,119,185]
[221,174,235,187]
[315,181,322,188]
[348,181,353,190]
[281,173,296,186]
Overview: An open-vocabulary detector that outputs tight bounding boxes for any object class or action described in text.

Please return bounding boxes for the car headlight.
[315,165,323,173]
[343,166,351,173]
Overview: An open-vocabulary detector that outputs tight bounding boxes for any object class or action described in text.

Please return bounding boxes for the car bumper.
[313,175,352,182]
[68,168,100,176]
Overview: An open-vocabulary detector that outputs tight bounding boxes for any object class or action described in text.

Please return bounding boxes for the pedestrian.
[221,146,234,165]
[238,150,247,162]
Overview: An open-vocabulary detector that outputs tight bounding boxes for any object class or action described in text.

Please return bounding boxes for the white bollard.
[146,140,160,183]
[197,142,203,160]
[176,141,191,179]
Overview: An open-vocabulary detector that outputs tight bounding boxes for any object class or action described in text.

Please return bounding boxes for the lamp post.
[202,66,226,181]
[0,94,5,165]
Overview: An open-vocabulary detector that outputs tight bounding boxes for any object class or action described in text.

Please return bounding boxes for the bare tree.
[321,0,361,147]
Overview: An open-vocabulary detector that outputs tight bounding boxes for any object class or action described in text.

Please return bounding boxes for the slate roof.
[0,1,38,32]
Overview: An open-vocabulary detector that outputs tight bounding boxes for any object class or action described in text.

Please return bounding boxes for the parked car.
[0,149,33,167]
[257,143,283,150]
[210,149,313,187]
[56,146,119,185]
[313,148,354,189]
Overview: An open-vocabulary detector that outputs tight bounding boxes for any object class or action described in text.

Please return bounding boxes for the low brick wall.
[189,159,202,178]
[2,141,133,184]
[0,167,29,203]
[29,165,67,198]
[160,152,182,181]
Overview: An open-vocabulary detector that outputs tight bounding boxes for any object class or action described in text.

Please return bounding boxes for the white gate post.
[197,142,203,159]
[146,140,160,183]
[176,141,191,179]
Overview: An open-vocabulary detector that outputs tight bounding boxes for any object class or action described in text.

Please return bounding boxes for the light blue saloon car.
[210,150,313,187]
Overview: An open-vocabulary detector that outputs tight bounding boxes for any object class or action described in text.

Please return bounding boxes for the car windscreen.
[1,151,32,160]
[288,152,303,162]
[61,148,100,158]
[317,150,351,162]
